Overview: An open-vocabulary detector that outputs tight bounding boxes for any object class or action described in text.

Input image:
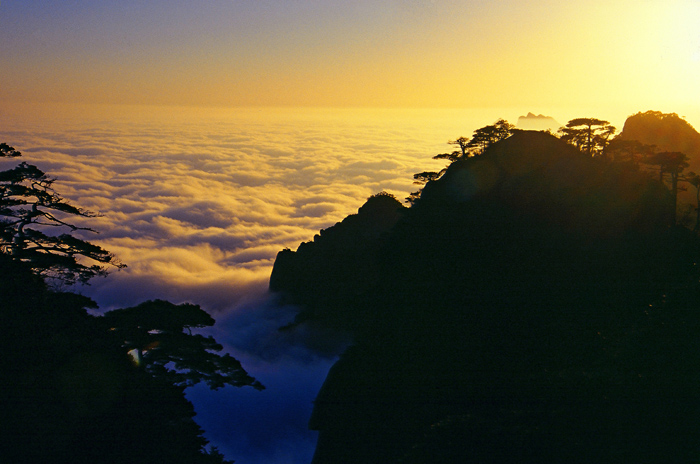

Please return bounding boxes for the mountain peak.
[516,112,561,132]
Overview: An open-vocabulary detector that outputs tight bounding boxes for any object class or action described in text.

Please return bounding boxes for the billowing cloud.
[1,106,481,314]
[0,105,506,464]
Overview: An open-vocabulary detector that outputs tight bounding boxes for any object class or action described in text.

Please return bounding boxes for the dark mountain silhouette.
[0,253,251,464]
[271,131,700,463]
[0,144,258,464]
[270,191,406,332]
[617,110,700,161]
[613,110,700,225]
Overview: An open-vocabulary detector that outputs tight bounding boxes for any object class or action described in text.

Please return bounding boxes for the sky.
[1,0,699,118]
[2,1,700,463]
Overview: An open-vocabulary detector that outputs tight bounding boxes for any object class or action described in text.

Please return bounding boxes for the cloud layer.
[1,105,496,311]
[0,104,508,464]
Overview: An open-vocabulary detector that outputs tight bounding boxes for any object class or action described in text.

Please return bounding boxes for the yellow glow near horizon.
[0,0,697,119]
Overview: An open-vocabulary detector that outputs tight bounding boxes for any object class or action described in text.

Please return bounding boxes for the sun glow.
[1,1,697,117]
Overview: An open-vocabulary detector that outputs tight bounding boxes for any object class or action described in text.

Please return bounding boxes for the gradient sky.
[2,0,699,114]
[2,2,700,463]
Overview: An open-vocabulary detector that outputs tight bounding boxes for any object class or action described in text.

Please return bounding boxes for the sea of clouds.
[0,103,515,463]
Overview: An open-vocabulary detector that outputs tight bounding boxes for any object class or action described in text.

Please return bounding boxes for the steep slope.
[270,191,405,332]
[615,110,700,224]
[271,131,700,464]
[617,110,700,159]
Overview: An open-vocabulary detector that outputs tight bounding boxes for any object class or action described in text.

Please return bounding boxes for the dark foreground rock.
[272,131,700,464]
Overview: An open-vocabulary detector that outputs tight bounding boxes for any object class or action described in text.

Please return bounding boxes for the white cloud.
[0,105,512,464]
[0,105,498,314]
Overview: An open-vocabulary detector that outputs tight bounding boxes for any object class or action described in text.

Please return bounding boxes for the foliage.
[683,171,700,231]
[406,171,443,204]
[607,117,700,225]
[0,141,260,463]
[558,117,616,157]
[448,136,470,157]
[606,138,655,166]
[643,151,690,223]
[617,110,700,157]
[432,120,514,163]
[368,191,400,201]
[411,171,442,185]
[275,130,700,463]
[0,254,261,463]
[431,151,461,163]
[0,142,21,157]
[0,143,125,284]
[607,139,692,224]
[464,118,515,155]
[645,150,690,182]
[405,190,422,205]
[409,120,514,204]
[204,446,235,464]
[102,300,264,390]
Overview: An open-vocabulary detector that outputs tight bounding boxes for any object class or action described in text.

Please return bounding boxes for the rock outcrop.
[271,131,700,464]
[269,191,405,331]
[617,110,700,161]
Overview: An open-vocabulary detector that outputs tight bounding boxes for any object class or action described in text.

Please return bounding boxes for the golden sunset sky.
[1,0,698,120]
[1,4,699,463]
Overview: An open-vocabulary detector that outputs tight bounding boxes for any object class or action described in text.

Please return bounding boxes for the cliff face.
[269,192,405,331]
[615,110,700,224]
[271,131,700,464]
[618,110,700,156]
[617,111,700,174]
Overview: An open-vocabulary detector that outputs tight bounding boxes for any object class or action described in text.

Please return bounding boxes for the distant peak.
[521,112,549,119]
[516,113,561,131]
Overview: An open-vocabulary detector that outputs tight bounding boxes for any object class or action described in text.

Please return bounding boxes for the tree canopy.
[464,118,514,155]
[0,145,125,285]
[433,119,515,162]
[606,138,656,166]
[558,117,616,157]
[1,141,259,463]
[409,119,515,204]
[102,300,264,390]
[274,129,700,464]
